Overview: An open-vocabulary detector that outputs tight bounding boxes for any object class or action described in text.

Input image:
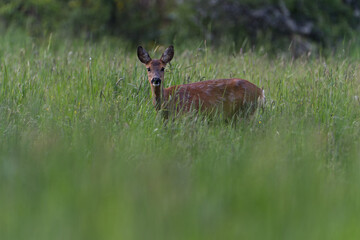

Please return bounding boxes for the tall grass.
[1,30,360,240]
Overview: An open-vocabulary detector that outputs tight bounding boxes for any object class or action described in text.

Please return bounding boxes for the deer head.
[137,46,174,88]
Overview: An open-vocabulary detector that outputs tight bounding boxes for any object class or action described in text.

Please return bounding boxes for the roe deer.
[137,45,265,119]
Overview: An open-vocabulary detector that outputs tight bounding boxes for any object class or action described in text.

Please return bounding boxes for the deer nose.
[151,78,161,86]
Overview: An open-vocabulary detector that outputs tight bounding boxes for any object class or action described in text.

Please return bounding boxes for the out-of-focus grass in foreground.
[1,30,360,240]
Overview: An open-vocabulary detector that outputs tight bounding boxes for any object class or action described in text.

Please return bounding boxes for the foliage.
[0,0,359,50]
[1,31,360,239]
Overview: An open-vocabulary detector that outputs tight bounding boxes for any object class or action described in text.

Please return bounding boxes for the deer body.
[137,46,265,119]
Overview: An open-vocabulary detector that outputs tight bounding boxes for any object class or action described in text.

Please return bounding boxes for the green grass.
[1,30,360,240]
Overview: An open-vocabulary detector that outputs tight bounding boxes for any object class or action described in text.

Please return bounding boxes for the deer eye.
[161,67,165,72]
[147,68,150,72]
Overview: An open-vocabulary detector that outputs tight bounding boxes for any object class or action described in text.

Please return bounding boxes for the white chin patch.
[152,83,160,87]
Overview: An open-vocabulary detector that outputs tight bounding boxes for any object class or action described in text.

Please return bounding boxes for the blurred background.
[1,1,360,240]
[1,0,360,55]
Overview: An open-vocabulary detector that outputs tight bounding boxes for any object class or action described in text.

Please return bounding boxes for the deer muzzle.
[151,78,162,87]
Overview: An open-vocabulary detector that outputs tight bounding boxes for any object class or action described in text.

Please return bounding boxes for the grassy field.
[1,30,360,240]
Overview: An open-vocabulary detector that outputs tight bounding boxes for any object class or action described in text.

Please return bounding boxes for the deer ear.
[137,46,152,64]
[160,45,174,64]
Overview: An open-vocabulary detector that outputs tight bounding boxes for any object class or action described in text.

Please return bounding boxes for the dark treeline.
[1,0,360,53]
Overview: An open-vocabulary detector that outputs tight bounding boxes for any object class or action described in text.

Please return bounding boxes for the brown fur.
[164,79,263,118]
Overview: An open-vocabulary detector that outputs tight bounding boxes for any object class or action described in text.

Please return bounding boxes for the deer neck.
[151,86,167,111]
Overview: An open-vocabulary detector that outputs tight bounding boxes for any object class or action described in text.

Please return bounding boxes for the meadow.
[1,30,360,240]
